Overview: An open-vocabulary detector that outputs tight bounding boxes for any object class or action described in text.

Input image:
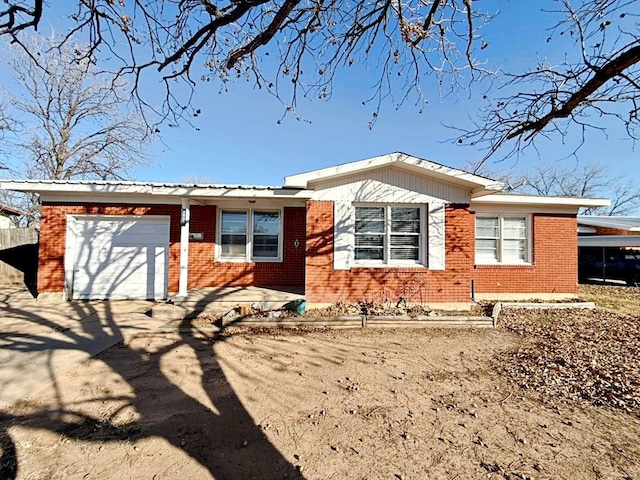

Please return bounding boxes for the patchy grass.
[579,284,640,315]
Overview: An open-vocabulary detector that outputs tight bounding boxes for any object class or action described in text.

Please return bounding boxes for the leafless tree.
[517,161,640,215]
[0,1,489,126]
[457,0,640,162]
[0,99,16,159]
[4,35,152,181]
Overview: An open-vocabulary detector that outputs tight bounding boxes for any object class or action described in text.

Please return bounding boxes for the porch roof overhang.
[284,152,505,196]
[0,179,314,200]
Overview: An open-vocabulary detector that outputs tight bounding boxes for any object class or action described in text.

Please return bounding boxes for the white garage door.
[67,215,170,300]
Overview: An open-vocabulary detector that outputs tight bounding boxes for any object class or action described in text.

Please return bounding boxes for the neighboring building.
[0,203,28,228]
[578,215,640,236]
[0,152,609,305]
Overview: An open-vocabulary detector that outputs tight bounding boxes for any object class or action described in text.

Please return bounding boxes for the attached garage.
[65,215,170,300]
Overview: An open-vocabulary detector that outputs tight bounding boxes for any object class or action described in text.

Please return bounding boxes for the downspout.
[178,197,190,297]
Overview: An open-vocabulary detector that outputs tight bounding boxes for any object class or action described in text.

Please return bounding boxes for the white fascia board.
[284,152,505,191]
[472,194,610,208]
[150,186,313,199]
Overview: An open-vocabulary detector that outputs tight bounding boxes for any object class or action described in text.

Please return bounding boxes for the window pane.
[355,207,385,233]
[476,217,499,238]
[253,211,280,234]
[390,248,419,261]
[476,239,498,261]
[221,234,247,257]
[503,217,526,239]
[355,248,384,260]
[355,234,384,247]
[503,239,526,261]
[390,235,419,247]
[391,207,420,234]
[221,211,247,233]
[253,234,279,257]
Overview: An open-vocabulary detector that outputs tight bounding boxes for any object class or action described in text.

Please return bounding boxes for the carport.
[578,235,640,284]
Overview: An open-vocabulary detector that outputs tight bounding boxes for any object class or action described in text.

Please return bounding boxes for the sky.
[2,1,639,196]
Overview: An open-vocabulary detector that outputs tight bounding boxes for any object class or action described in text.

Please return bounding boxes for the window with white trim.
[218,209,282,261]
[354,205,423,265]
[475,215,530,264]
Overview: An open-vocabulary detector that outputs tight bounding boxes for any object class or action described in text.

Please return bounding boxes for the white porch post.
[179,197,190,297]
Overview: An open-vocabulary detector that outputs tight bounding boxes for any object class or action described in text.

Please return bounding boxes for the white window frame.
[353,204,425,267]
[475,214,532,265]
[216,208,283,262]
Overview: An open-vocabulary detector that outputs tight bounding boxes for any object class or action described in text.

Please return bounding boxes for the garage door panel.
[75,246,167,267]
[74,269,158,286]
[69,216,170,300]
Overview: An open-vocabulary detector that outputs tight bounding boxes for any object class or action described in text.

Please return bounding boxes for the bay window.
[218,209,282,261]
[475,215,530,264]
[354,205,423,265]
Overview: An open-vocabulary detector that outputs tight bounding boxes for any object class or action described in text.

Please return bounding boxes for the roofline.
[471,194,611,208]
[0,180,314,199]
[0,203,29,216]
[284,152,505,192]
[577,215,640,231]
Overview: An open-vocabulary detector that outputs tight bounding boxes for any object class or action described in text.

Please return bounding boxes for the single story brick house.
[0,153,609,306]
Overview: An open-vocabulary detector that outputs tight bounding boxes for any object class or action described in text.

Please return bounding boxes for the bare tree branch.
[507,44,640,141]
[456,0,640,165]
[0,1,490,127]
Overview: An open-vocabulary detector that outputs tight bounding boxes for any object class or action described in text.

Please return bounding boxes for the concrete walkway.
[0,287,163,408]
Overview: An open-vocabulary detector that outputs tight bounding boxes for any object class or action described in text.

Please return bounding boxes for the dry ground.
[1,285,639,479]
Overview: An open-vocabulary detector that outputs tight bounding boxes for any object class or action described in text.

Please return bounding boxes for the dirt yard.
[1,285,639,479]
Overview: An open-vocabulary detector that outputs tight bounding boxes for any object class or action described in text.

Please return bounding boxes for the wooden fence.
[0,228,39,286]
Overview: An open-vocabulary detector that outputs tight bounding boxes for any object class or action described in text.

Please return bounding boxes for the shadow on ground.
[0,293,301,479]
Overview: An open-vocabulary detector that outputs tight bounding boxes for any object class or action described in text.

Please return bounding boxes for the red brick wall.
[188,205,306,288]
[38,203,181,293]
[38,202,306,295]
[472,214,578,295]
[304,201,475,303]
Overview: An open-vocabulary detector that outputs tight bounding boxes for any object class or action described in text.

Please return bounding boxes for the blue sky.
[3,1,639,192]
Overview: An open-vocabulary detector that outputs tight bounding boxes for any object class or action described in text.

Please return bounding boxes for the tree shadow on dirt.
[0,297,302,479]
